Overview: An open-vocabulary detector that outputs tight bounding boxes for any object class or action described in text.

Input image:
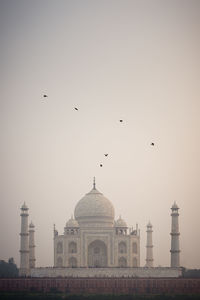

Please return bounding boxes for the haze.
[0,0,200,269]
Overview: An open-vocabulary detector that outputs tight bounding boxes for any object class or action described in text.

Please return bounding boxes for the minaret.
[19,203,29,276]
[146,221,153,267]
[170,202,180,267]
[29,222,36,268]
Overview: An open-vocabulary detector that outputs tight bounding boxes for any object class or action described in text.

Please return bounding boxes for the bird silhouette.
[100,164,103,167]
[74,107,78,111]
[119,119,123,123]
[104,154,108,157]
[43,94,48,98]
[151,143,155,146]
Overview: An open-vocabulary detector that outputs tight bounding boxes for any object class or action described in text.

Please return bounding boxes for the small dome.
[147,221,152,227]
[21,202,28,210]
[74,180,115,227]
[29,221,35,228]
[171,202,179,210]
[115,216,127,227]
[66,216,79,228]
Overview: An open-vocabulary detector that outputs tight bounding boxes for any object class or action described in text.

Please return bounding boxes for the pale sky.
[0,0,200,269]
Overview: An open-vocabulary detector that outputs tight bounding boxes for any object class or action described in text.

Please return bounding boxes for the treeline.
[0,258,19,277]
[182,268,200,278]
[0,259,200,279]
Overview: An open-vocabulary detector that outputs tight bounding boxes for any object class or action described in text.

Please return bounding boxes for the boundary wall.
[0,278,200,295]
[30,267,181,278]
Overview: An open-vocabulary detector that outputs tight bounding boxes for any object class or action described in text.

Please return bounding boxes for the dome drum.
[76,215,114,227]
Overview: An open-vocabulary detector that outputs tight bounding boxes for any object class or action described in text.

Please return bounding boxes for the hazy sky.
[0,0,200,269]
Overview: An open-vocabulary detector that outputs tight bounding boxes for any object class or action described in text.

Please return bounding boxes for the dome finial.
[93,177,96,189]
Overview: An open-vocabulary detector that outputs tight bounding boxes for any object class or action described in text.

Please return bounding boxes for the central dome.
[74,181,115,227]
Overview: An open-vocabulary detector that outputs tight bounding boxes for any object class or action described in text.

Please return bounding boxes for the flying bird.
[104,154,108,157]
[100,164,103,167]
[151,143,155,146]
[43,94,48,98]
[74,107,78,111]
[119,119,123,123]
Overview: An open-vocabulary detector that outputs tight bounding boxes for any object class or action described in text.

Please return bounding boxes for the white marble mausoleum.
[53,179,140,268]
[19,178,181,277]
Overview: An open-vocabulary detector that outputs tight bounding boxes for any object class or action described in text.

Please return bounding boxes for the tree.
[8,257,14,264]
[182,268,200,278]
[0,258,19,277]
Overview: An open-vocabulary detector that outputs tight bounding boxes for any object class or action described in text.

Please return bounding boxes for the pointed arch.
[118,256,127,267]
[133,257,138,267]
[57,257,63,267]
[57,242,63,254]
[132,242,137,254]
[69,257,77,268]
[118,241,127,254]
[88,240,107,267]
[69,241,77,253]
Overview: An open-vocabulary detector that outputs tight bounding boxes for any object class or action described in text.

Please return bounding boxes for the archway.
[57,242,63,254]
[118,256,127,267]
[57,257,63,267]
[88,240,107,267]
[133,257,138,267]
[69,257,77,267]
[118,241,127,254]
[132,242,137,254]
[69,241,77,253]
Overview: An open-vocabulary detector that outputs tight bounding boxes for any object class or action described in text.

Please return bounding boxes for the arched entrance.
[118,256,127,267]
[69,257,77,268]
[88,240,107,267]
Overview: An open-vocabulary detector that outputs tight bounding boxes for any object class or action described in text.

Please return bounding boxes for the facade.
[53,179,140,268]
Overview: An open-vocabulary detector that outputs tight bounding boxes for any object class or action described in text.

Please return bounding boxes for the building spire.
[19,203,29,276]
[93,177,96,189]
[146,221,153,267]
[170,202,180,267]
[29,221,36,269]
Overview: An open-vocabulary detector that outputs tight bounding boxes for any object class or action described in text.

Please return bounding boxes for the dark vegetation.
[0,258,18,278]
[182,268,200,278]
[0,294,200,300]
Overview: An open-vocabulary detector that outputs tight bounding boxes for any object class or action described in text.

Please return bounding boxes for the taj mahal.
[19,178,181,278]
